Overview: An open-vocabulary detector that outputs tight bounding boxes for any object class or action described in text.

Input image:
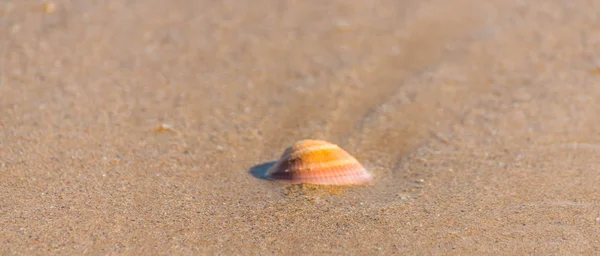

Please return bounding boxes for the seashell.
[267,139,373,185]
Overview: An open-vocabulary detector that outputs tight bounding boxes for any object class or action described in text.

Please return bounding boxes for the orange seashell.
[267,139,373,185]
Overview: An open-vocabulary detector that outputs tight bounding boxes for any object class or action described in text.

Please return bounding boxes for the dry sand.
[2,0,600,255]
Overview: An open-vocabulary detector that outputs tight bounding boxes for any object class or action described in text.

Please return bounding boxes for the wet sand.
[1,0,600,254]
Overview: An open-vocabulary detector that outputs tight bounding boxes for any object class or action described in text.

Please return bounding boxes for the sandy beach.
[2,0,600,254]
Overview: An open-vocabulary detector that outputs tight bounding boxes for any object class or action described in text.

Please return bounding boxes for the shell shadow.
[249,161,276,180]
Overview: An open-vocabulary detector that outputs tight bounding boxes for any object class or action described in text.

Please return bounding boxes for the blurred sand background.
[2,0,600,254]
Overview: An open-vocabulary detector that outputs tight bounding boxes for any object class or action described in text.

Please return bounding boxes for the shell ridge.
[266,140,373,186]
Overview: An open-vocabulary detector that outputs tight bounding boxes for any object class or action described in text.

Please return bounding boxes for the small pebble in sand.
[396,193,411,200]
[43,2,56,13]
[266,139,373,186]
[334,20,353,31]
[153,123,177,134]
